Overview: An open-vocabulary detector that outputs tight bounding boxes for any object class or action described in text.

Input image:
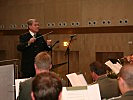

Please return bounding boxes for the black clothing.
[17,32,51,78]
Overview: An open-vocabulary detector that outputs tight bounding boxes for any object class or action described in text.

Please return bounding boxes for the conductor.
[17,19,52,78]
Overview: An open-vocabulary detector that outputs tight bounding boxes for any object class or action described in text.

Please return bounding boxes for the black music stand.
[52,62,68,69]
[65,36,75,86]
[50,41,59,64]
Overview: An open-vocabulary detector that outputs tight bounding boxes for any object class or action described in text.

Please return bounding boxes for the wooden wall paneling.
[0,36,6,60]
[82,0,133,27]
[2,6,9,30]
[128,33,133,54]
[0,7,4,24]
[0,50,6,60]
[7,6,18,29]
[0,36,19,60]
[11,5,33,28]
[44,0,82,28]
[78,34,95,83]
[2,1,45,30]
[79,33,132,58]
[64,0,82,21]
[0,30,133,83]
[0,36,5,49]
[96,52,124,65]
[43,1,57,27]
[31,4,45,28]
[1,0,133,28]
[8,0,44,6]
[69,51,79,73]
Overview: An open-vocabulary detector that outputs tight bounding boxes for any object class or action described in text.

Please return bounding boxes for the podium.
[0,64,15,100]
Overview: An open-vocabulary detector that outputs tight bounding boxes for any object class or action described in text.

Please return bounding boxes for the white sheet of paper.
[15,78,30,99]
[105,60,122,74]
[62,84,101,100]
[87,84,101,100]
[66,73,83,86]
[62,87,88,100]
[113,62,122,74]
[77,74,88,86]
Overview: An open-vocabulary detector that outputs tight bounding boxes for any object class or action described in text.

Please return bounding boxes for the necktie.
[33,34,36,38]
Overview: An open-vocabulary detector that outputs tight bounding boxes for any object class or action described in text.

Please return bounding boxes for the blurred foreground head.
[31,71,62,100]
[118,63,133,94]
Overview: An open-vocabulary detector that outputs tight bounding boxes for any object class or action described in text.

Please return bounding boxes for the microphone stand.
[65,36,74,86]
[51,41,59,65]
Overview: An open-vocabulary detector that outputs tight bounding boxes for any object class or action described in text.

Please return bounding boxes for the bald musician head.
[118,64,133,94]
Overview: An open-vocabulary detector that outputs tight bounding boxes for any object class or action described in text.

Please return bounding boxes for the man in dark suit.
[89,61,120,99]
[116,64,133,100]
[17,19,51,78]
[17,52,52,100]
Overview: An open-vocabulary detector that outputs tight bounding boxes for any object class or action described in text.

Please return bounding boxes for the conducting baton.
[36,31,53,39]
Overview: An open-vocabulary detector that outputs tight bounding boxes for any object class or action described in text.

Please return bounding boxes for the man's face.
[29,21,39,33]
[90,72,97,81]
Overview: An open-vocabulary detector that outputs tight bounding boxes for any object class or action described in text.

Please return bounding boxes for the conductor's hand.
[28,37,36,44]
[47,40,52,46]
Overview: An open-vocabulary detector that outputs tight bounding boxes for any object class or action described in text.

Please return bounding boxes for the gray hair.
[27,19,38,26]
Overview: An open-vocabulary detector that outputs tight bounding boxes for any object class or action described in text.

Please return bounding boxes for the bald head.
[119,64,133,88]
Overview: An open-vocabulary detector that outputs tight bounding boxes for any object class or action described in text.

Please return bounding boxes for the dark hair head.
[35,52,51,70]
[118,64,133,88]
[32,71,62,100]
[89,61,106,75]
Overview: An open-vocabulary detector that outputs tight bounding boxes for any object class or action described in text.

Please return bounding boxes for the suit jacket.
[17,77,34,100]
[17,73,65,100]
[96,75,120,99]
[17,32,51,77]
[117,90,133,100]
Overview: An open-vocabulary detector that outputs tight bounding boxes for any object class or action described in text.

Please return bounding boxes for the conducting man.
[17,19,52,78]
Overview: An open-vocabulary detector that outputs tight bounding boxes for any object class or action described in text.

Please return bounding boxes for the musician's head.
[31,71,62,100]
[89,61,106,81]
[27,19,39,33]
[34,52,52,75]
[117,64,133,94]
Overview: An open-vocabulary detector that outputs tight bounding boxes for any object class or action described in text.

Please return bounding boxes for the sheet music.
[15,78,30,99]
[113,62,122,74]
[62,87,88,100]
[77,74,88,86]
[62,84,101,100]
[87,84,101,100]
[66,73,83,86]
[105,60,122,74]
[66,73,87,86]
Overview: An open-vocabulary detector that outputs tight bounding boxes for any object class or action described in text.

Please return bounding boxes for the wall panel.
[0,32,133,83]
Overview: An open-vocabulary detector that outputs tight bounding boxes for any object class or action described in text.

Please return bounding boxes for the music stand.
[50,41,59,64]
[52,62,68,69]
[65,36,75,86]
